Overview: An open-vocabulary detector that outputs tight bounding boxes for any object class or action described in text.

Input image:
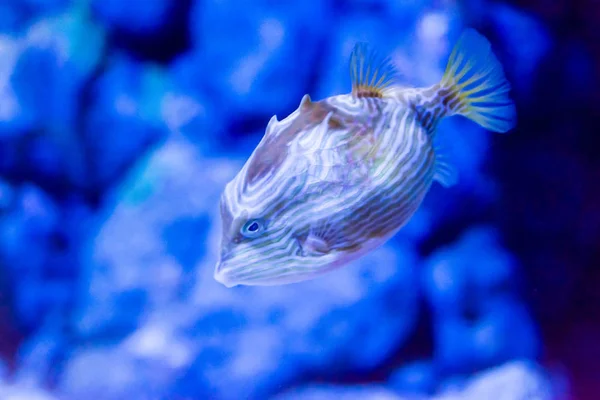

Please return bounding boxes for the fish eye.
[240,219,265,238]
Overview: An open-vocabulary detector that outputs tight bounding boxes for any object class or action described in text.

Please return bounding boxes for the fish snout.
[213,260,239,288]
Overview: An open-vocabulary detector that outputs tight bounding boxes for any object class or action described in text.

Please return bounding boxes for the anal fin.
[299,233,331,256]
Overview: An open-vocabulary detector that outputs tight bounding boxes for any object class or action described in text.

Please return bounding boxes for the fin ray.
[433,145,458,188]
[433,150,458,188]
[434,160,458,188]
[300,233,331,256]
[349,42,399,98]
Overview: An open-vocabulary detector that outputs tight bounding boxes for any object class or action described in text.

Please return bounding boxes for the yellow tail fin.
[440,29,517,133]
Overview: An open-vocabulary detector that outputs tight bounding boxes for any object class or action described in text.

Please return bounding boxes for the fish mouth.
[213,261,275,287]
[213,261,239,288]
[213,260,329,287]
[213,250,344,287]
[213,255,284,287]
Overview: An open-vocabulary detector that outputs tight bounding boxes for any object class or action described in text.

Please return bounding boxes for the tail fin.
[440,29,517,133]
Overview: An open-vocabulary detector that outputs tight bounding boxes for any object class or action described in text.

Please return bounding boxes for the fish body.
[215,29,516,287]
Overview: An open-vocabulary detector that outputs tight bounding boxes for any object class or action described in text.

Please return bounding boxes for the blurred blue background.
[0,0,597,399]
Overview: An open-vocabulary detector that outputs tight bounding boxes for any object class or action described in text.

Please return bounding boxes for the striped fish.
[214,29,516,287]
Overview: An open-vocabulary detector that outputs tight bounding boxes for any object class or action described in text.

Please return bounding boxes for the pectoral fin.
[299,233,331,256]
[434,159,458,188]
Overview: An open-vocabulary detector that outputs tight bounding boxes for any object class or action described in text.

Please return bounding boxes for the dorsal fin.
[349,42,399,98]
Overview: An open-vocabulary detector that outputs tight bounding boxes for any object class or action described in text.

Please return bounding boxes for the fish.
[214,28,516,288]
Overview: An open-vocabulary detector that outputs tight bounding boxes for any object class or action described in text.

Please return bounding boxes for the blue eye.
[240,219,265,238]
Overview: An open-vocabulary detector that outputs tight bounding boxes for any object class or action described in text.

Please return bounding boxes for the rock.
[0,3,564,400]
[422,227,517,316]
[275,361,558,400]
[17,0,71,15]
[434,361,556,400]
[389,360,437,395]
[0,0,72,34]
[82,54,169,188]
[272,384,408,400]
[0,384,58,400]
[11,3,105,133]
[422,227,539,373]
[486,3,551,102]
[91,0,172,33]
[188,0,331,123]
[0,353,58,400]
[0,183,84,330]
[3,3,106,186]
[0,34,31,138]
[0,5,26,34]
[165,51,227,150]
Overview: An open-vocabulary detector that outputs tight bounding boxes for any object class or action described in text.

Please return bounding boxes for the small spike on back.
[299,94,312,112]
[319,111,334,133]
[349,42,399,98]
[266,114,279,133]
